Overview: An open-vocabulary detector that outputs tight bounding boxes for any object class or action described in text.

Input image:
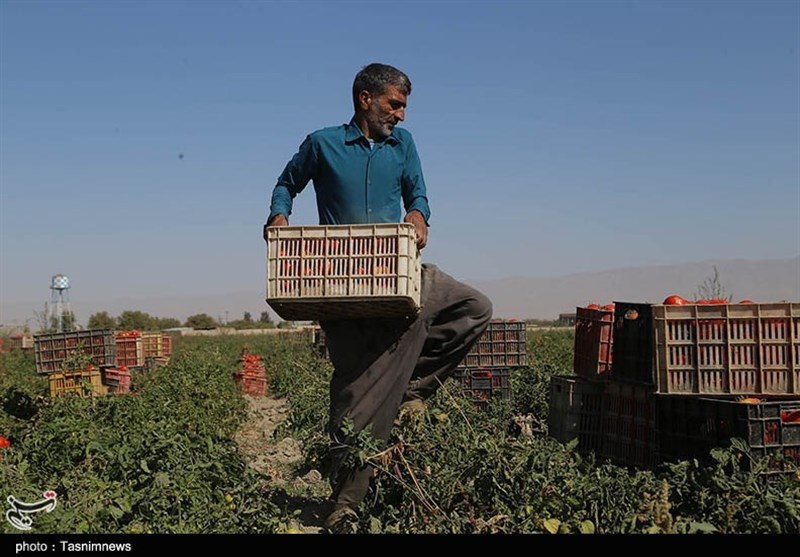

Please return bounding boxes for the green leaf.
[116,497,132,513]
[565,438,579,451]
[86,441,103,454]
[543,518,560,534]
[688,521,718,534]
[369,516,382,534]
[108,506,124,519]
[646,525,662,534]
[140,460,150,473]
[579,520,595,534]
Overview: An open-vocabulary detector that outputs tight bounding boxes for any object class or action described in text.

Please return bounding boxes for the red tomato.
[586,303,600,310]
[708,298,728,305]
[663,295,689,305]
[0,436,9,449]
[738,299,754,304]
[601,303,615,312]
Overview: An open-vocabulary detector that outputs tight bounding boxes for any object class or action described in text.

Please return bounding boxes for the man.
[264,63,492,533]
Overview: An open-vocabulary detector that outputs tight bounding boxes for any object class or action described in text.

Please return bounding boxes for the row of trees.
[86,310,276,331]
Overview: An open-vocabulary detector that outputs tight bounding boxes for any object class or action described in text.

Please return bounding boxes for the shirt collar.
[345,119,401,145]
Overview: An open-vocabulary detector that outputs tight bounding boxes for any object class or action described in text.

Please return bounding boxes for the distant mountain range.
[1,257,797,326]
[469,256,799,319]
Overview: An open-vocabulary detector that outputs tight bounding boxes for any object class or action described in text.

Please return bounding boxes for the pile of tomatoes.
[584,303,615,312]
[662,295,755,305]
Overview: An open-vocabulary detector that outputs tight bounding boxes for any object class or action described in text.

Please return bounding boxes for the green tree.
[243,312,252,323]
[87,311,116,330]
[695,265,732,301]
[61,311,77,331]
[152,317,181,330]
[118,310,153,331]
[185,313,217,329]
[259,311,273,325]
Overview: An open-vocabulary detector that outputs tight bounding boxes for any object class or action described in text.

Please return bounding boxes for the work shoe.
[394,398,426,425]
[323,505,358,534]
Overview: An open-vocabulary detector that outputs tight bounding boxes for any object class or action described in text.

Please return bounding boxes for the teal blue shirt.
[268,121,431,225]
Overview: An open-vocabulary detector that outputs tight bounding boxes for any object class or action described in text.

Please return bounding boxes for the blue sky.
[1,0,798,321]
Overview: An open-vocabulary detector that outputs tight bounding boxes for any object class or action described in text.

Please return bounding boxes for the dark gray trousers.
[319,263,493,510]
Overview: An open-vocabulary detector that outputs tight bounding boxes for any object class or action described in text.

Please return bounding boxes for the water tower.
[49,274,74,332]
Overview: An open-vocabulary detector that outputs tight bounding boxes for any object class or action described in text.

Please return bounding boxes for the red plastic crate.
[102,367,132,395]
[234,373,267,396]
[115,332,144,368]
[573,307,614,381]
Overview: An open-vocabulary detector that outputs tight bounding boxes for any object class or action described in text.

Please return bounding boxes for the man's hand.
[263,214,288,242]
[404,210,428,250]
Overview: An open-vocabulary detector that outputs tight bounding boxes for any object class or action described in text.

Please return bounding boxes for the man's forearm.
[268,184,293,224]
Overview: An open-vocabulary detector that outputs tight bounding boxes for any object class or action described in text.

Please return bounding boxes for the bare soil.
[234,395,331,533]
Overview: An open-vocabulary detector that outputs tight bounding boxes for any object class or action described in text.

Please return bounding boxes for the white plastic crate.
[653,302,800,395]
[266,224,422,320]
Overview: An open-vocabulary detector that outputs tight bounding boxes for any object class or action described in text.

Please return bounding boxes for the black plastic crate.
[611,302,654,384]
[457,368,512,408]
[548,375,604,455]
[658,397,800,476]
[457,320,527,369]
[602,381,658,467]
[34,329,117,374]
[312,327,329,359]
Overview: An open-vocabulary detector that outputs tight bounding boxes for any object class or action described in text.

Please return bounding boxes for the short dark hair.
[352,63,412,111]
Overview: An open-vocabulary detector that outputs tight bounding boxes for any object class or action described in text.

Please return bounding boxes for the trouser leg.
[323,315,428,508]
[404,266,493,401]
[321,263,493,510]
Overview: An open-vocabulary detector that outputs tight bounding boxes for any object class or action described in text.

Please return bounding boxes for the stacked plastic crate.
[101,366,132,395]
[551,300,800,475]
[632,301,800,476]
[455,319,527,408]
[114,331,145,368]
[141,332,172,371]
[34,330,116,398]
[234,347,267,396]
[48,365,105,398]
[100,331,150,395]
[549,305,613,457]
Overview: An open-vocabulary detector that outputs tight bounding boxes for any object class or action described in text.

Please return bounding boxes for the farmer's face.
[360,84,407,141]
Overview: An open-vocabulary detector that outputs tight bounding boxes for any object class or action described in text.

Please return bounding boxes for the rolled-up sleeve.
[268,134,318,223]
[401,137,431,224]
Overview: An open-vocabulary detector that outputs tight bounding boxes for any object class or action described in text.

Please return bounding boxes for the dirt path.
[234,395,330,533]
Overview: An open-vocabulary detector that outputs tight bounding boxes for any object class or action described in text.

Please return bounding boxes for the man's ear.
[358,90,372,111]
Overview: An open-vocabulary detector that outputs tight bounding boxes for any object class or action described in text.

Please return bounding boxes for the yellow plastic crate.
[141,332,172,358]
[48,367,105,398]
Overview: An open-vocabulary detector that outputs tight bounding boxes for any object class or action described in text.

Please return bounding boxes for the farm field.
[0,330,798,534]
